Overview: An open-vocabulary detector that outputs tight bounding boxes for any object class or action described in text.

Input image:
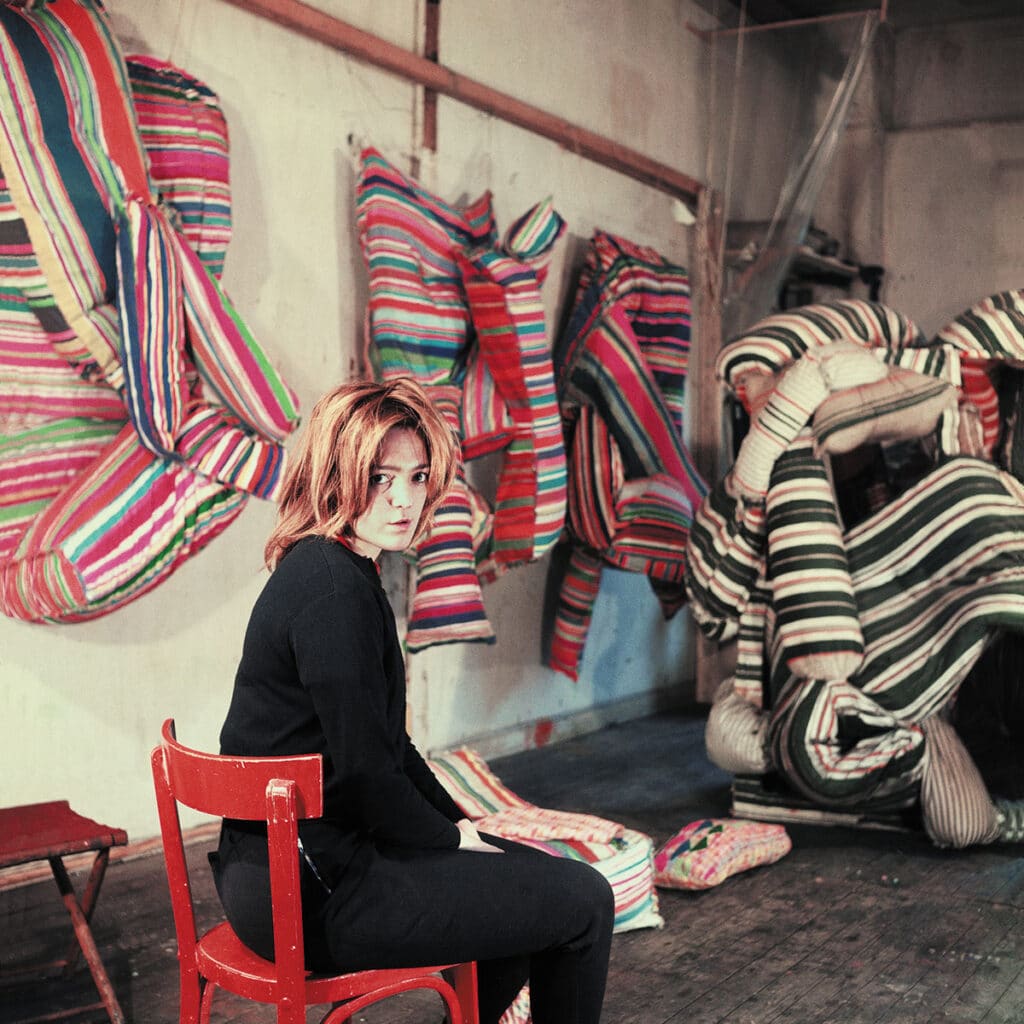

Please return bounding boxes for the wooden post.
[422,0,440,152]
[691,185,728,705]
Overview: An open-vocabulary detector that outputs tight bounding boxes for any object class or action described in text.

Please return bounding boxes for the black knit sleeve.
[289,573,460,851]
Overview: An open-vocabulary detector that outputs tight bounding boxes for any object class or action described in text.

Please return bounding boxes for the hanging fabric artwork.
[547,231,707,680]
[355,148,567,652]
[690,295,1024,827]
[0,0,299,623]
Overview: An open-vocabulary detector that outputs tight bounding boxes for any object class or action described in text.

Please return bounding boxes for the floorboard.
[2,712,1023,1023]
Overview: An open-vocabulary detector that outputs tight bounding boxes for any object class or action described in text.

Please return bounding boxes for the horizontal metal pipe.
[218,0,703,205]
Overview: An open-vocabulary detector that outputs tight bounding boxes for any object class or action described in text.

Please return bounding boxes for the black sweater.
[219,536,462,893]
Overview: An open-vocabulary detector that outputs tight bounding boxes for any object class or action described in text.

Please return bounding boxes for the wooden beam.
[421,0,440,152]
[218,0,703,206]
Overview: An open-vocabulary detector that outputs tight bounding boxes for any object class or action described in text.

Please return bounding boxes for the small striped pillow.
[812,365,956,456]
[654,818,791,890]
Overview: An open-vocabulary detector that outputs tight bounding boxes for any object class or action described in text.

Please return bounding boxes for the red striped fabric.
[549,230,705,680]
[356,150,566,651]
[0,1,297,623]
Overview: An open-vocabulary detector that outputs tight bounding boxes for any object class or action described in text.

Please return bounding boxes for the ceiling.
[715,0,1024,29]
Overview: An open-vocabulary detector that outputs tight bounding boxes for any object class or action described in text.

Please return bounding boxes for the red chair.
[151,718,479,1024]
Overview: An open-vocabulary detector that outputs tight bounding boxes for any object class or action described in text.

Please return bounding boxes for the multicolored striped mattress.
[355,149,567,651]
[428,745,664,935]
[0,0,298,622]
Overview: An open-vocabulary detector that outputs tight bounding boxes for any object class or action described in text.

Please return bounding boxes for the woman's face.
[349,426,429,560]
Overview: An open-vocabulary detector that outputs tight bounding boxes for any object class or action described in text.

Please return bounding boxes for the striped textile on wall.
[355,148,567,651]
[548,230,706,680]
[0,0,297,623]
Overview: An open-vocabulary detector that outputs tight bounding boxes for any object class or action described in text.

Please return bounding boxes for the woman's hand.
[456,818,504,854]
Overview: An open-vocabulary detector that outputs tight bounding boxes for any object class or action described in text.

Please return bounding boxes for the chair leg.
[450,962,480,1024]
[48,855,126,1024]
[60,845,109,975]
[198,977,218,1024]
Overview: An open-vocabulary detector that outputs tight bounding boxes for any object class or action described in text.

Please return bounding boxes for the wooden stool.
[0,800,128,1024]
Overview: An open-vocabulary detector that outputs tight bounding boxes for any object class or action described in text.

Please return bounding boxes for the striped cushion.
[549,230,706,679]
[0,3,297,622]
[653,818,791,890]
[812,365,957,455]
[498,985,531,1024]
[513,828,663,934]
[919,713,999,849]
[427,746,663,934]
[356,150,566,650]
[705,677,771,774]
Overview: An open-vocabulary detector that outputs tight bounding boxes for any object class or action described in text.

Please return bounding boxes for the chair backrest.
[151,718,325,1004]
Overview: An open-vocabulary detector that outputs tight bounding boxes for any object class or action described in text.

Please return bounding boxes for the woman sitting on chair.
[213,377,615,1024]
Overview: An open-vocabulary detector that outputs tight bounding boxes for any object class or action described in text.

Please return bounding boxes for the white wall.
[816,14,1024,335]
[1,0,749,840]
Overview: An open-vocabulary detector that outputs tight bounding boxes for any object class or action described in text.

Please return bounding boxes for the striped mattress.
[355,149,567,651]
[689,296,1024,814]
[548,230,706,679]
[0,0,298,622]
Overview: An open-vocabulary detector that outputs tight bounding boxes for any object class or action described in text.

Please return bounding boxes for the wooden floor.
[3,711,1024,1024]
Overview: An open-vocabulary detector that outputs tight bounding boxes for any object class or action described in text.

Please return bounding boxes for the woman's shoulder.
[275,536,379,598]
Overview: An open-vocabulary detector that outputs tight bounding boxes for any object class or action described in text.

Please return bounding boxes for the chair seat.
[197,921,458,1004]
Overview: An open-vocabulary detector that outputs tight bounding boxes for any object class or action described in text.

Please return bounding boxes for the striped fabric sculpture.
[547,230,706,680]
[0,0,298,622]
[356,148,567,651]
[689,297,1024,828]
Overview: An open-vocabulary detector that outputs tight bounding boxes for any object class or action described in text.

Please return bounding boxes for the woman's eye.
[413,471,429,484]
[369,472,390,487]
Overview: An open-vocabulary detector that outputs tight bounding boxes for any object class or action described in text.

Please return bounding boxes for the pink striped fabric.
[0,1,297,622]
[474,805,624,844]
[427,745,663,939]
[356,149,566,651]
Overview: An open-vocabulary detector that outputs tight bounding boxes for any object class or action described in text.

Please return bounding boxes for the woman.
[213,377,615,1024]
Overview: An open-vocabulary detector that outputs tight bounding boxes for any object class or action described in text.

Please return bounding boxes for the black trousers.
[213,827,615,1024]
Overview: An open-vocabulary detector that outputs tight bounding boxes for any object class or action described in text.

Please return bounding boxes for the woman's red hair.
[264,377,459,569]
